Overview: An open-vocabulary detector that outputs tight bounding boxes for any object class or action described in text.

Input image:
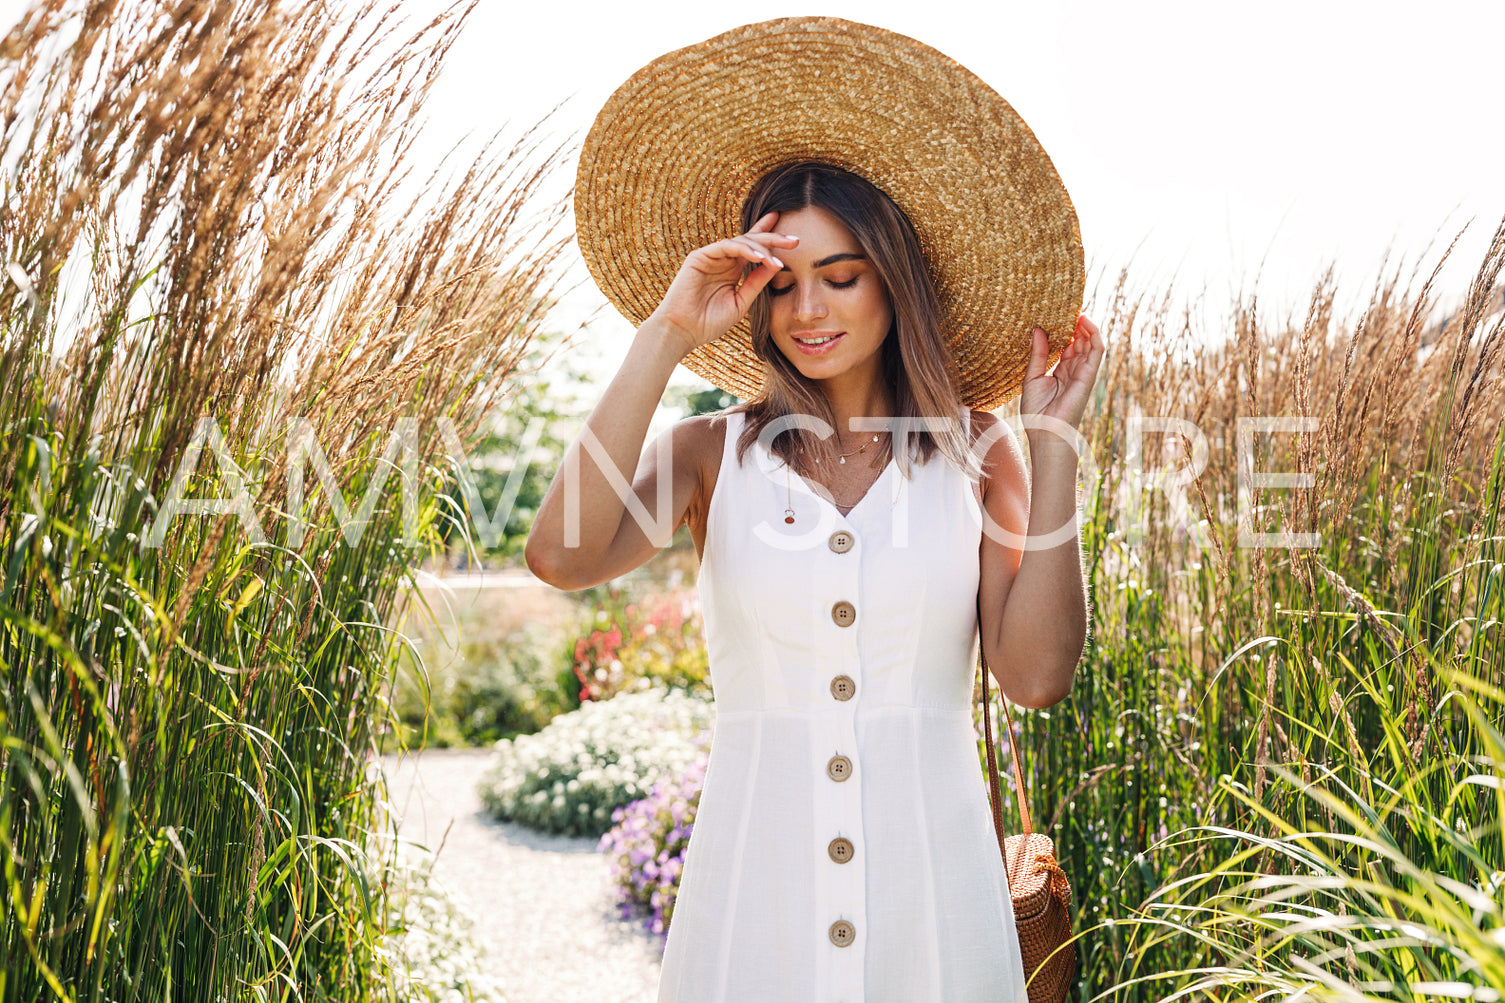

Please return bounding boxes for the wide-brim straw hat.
[574,16,1084,411]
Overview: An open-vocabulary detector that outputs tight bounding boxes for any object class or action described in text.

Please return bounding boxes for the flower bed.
[477,688,715,837]
[376,839,507,1003]
[598,742,711,944]
[572,586,711,701]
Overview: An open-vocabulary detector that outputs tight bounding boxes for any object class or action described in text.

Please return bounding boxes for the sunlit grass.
[997,221,1505,998]
[0,1,567,999]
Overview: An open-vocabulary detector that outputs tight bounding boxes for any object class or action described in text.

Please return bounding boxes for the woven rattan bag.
[979,641,1076,1000]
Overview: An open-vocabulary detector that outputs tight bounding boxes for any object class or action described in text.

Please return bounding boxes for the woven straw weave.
[1002,832,1076,1000]
[574,16,1084,411]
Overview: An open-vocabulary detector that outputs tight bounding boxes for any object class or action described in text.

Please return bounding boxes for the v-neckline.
[760,439,898,521]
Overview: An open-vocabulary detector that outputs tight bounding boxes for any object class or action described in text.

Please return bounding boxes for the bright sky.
[392,0,1504,416]
[6,0,1501,419]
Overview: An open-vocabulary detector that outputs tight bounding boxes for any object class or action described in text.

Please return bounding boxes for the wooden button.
[830,600,856,627]
[828,837,855,864]
[826,754,852,782]
[828,530,854,553]
[830,675,856,701]
[829,919,856,947]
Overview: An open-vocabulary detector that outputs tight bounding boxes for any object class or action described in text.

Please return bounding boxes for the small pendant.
[839,456,846,464]
[784,509,795,524]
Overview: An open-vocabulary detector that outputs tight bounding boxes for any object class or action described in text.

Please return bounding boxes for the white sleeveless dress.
[656,407,1030,1003]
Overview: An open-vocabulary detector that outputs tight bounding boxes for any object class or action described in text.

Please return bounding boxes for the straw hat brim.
[575,16,1084,411]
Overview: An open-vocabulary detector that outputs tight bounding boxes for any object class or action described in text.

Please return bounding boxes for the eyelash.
[767,277,859,297]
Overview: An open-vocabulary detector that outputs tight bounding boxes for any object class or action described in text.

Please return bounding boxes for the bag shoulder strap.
[978,598,1033,842]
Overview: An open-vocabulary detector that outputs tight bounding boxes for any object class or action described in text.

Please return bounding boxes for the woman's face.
[764,205,893,389]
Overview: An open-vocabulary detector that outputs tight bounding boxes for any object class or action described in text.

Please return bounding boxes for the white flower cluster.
[476,689,716,837]
[371,838,508,1003]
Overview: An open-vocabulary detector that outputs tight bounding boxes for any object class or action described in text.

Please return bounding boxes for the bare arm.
[975,412,1086,708]
[524,319,698,590]
[524,212,799,590]
[976,316,1105,707]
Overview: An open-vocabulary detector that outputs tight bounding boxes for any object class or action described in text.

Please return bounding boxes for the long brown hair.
[729,162,980,483]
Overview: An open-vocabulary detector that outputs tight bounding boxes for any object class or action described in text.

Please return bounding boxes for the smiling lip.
[791,331,845,355]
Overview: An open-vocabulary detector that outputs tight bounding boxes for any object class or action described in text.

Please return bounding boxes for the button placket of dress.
[816,514,865,1001]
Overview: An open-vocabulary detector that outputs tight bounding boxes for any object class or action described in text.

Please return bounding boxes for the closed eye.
[767,277,859,297]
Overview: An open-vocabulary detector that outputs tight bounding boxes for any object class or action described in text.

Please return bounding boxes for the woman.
[527,18,1104,1002]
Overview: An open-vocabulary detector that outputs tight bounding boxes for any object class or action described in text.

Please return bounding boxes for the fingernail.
[769,257,783,268]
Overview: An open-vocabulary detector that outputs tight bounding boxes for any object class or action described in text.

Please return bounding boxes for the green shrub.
[389,621,576,749]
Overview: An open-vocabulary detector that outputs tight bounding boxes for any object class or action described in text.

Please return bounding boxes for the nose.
[793,283,827,322]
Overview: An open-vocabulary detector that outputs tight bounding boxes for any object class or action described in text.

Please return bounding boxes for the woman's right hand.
[648,211,799,359]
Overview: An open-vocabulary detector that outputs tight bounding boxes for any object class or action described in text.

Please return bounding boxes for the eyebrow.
[778,252,867,271]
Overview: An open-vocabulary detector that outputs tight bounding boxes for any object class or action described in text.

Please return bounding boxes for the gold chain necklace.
[783,433,889,524]
[822,433,882,465]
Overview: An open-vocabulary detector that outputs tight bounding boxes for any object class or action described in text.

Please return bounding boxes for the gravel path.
[380,748,664,1003]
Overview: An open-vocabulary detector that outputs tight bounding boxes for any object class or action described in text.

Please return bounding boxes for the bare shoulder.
[669,409,730,472]
[968,408,1000,447]
[968,408,1027,497]
[674,410,733,556]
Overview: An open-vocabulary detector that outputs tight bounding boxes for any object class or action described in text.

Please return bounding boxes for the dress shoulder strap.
[720,408,744,467]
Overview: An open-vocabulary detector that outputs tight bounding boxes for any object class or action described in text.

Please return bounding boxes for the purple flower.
[598,744,709,951]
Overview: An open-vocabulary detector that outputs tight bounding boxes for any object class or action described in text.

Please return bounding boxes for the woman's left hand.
[1018,315,1106,431]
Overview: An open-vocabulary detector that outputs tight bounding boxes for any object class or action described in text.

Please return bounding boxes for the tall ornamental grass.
[1002,223,1505,997]
[0,1,567,999]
